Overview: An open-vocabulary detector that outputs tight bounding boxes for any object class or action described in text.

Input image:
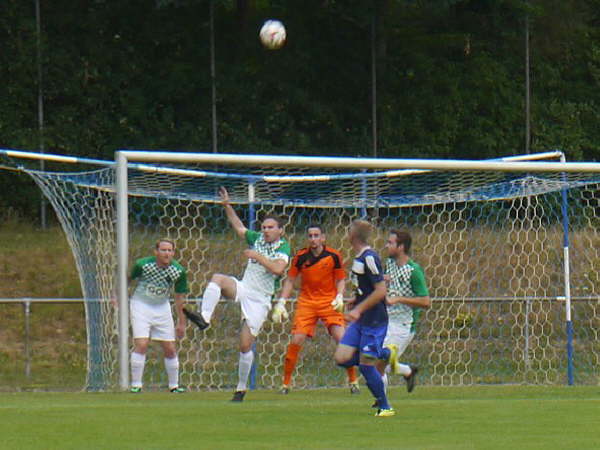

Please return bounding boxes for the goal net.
[8,150,600,390]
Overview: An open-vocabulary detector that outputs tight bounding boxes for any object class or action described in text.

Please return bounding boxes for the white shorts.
[233,278,271,337]
[384,320,415,357]
[130,300,175,341]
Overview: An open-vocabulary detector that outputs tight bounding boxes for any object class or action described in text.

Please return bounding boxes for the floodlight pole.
[35,0,47,228]
[116,151,130,390]
[370,11,377,158]
[210,0,218,153]
[525,9,531,155]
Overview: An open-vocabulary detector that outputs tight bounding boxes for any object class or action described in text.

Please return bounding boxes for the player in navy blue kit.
[334,220,393,417]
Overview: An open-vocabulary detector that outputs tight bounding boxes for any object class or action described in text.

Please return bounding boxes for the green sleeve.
[245,229,261,246]
[130,259,144,280]
[276,239,291,258]
[410,265,429,297]
[174,271,189,294]
[173,260,189,294]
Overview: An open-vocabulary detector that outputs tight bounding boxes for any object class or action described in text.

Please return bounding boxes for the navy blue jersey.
[350,247,387,327]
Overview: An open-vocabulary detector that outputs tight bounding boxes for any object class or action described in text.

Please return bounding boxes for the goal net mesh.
[20,159,600,390]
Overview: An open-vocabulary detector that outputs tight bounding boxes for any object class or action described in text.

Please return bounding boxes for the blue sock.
[337,352,360,369]
[380,347,391,362]
[359,364,390,410]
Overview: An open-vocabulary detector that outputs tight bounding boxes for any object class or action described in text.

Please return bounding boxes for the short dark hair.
[262,214,284,228]
[155,238,175,250]
[306,224,324,234]
[390,230,411,253]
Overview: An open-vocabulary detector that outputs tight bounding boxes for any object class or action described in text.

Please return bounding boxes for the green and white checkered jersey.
[242,230,291,297]
[385,258,429,332]
[130,256,189,305]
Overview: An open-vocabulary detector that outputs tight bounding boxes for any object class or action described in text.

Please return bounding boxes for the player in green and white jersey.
[184,187,290,402]
[127,239,188,393]
[377,230,430,395]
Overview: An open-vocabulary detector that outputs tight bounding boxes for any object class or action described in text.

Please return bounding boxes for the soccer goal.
[3,148,600,391]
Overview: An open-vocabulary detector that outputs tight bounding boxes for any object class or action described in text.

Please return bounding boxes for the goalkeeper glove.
[271,298,289,323]
[331,293,344,313]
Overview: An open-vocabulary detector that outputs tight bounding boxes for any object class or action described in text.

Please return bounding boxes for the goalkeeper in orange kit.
[272,224,359,394]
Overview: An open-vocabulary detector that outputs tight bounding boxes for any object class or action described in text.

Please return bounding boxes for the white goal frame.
[114,149,600,390]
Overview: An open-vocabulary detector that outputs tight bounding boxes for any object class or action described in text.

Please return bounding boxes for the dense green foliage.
[1,0,600,217]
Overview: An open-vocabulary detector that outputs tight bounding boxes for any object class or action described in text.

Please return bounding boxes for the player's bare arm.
[278,274,297,300]
[220,186,247,238]
[243,249,287,276]
[174,293,186,339]
[335,278,346,297]
[387,295,431,309]
[345,280,386,321]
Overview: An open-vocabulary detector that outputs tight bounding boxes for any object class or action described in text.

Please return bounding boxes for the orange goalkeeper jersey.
[288,246,345,306]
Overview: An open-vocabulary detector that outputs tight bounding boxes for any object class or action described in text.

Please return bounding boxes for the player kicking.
[334,220,394,417]
[273,224,359,395]
[126,239,188,393]
[377,230,430,398]
[183,187,290,402]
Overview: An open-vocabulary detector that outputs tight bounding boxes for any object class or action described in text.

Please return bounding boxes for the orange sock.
[283,343,302,386]
[346,366,358,384]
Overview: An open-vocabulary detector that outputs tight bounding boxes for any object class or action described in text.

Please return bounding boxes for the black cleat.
[183,308,209,330]
[349,382,360,395]
[231,390,246,402]
[170,387,186,393]
[405,366,419,393]
[280,385,290,395]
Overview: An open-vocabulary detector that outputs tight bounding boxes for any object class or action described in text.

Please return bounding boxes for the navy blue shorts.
[340,321,388,359]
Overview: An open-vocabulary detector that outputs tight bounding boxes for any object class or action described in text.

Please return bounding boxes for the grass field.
[1,386,598,449]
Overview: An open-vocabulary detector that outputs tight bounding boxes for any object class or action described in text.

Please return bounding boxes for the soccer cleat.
[130,387,142,394]
[280,385,290,395]
[386,344,399,374]
[170,387,186,393]
[404,366,419,393]
[183,308,209,330]
[349,382,360,395]
[231,390,246,402]
[375,408,396,417]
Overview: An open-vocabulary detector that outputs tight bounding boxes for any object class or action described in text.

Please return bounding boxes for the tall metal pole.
[210,0,218,153]
[525,10,531,155]
[560,154,574,385]
[116,152,130,390]
[371,11,377,158]
[35,0,47,228]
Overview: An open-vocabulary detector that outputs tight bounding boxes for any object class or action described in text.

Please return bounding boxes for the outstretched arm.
[387,295,431,309]
[220,186,247,239]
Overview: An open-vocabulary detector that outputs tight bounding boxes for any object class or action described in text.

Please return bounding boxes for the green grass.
[0,386,598,449]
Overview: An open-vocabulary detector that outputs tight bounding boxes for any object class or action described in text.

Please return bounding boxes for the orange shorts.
[291,302,345,337]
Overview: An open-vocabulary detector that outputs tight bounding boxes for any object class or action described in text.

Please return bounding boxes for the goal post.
[3,147,599,390]
[112,149,590,390]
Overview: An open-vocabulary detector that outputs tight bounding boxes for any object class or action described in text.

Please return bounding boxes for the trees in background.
[1,0,599,216]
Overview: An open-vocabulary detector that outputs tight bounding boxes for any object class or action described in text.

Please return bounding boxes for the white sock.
[382,373,389,394]
[164,356,179,389]
[201,282,221,323]
[398,363,412,377]
[130,352,146,388]
[236,350,254,392]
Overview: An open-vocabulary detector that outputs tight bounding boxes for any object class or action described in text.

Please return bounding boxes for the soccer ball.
[259,20,286,50]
